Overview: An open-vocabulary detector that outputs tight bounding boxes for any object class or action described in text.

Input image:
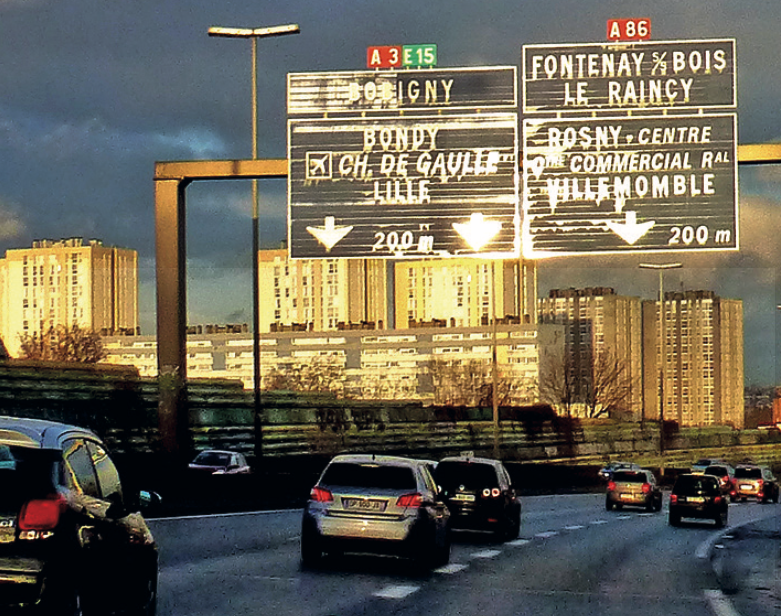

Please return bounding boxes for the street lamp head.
[208,24,300,38]
[638,262,683,270]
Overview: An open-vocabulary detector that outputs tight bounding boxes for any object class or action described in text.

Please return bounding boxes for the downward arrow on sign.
[605,211,655,245]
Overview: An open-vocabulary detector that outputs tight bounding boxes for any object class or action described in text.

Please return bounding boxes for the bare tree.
[538,350,579,418]
[18,324,106,363]
[427,358,536,407]
[582,349,637,419]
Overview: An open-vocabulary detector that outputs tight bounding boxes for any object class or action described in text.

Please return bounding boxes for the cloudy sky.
[0,0,780,384]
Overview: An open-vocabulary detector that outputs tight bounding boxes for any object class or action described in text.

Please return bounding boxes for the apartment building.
[537,288,644,420]
[259,249,538,334]
[259,249,392,331]
[0,239,138,356]
[102,323,563,405]
[642,290,744,428]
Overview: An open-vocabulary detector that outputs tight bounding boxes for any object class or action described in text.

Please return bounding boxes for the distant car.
[598,461,641,481]
[300,454,451,569]
[669,473,728,527]
[188,450,251,475]
[605,469,663,512]
[435,455,521,540]
[703,463,736,501]
[690,458,723,474]
[733,464,779,503]
[0,416,159,615]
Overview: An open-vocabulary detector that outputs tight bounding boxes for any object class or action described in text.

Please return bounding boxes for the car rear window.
[194,452,231,466]
[734,467,762,479]
[704,466,729,476]
[436,462,498,490]
[613,470,647,483]
[673,475,719,495]
[0,445,58,515]
[321,462,416,490]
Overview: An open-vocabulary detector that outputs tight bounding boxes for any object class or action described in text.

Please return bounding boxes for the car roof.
[329,454,425,468]
[195,449,237,456]
[439,455,503,467]
[0,415,99,450]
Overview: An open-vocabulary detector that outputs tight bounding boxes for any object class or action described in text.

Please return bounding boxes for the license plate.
[343,498,387,512]
[685,496,705,503]
[452,493,476,502]
[620,493,633,500]
[740,484,753,491]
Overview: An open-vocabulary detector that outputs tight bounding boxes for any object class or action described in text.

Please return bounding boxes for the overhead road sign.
[288,113,519,259]
[522,113,737,257]
[367,44,437,69]
[523,39,735,113]
[288,66,517,115]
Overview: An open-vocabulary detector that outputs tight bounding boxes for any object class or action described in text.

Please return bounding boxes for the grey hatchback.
[301,454,451,569]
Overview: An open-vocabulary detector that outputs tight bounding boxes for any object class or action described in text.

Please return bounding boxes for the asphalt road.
[149,494,780,616]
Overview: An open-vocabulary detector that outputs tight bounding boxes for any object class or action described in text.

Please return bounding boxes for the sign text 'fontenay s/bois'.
[523,39,735,113]
[522,113,737,256]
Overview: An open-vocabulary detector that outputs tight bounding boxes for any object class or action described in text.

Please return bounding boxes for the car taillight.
[396,493,422,508]
[309,486,333,503]
[19,495,66,531]
[670,494,678,504]
[607,481,616,492]
[722,475,729,484]
[481,488,501,498]
[641,483,651,494]
[714,496,723,504]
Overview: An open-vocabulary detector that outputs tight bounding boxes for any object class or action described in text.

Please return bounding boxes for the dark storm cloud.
[0,0,779,382]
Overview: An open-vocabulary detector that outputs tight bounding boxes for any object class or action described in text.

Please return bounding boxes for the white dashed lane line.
[564,525,585,530]
[590,519,609,525]
[435,563,469,574]
[535,531,559,538]
[508,538,531,546]
[471,549,502,559]
[374,584,420,599]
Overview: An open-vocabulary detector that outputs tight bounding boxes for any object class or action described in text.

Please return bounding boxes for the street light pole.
[639,262,682,455]
[208,24,300,469]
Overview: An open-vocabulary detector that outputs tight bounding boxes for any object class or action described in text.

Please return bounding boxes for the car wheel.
[434,530,451,568]
[505,509,521,540]
[668,512,681,526]
[300,527,324,567]
[134,568,158,616]
[605,498,613,511]
[715,511,727,528]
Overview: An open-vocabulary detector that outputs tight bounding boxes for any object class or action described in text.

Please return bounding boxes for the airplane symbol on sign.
[306,152,332,180]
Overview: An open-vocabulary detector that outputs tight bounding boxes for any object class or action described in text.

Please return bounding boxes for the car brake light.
[722,475,729,484]
[758,479,764,488]
[310,486,333,503]
[607,481,616,492]
[670,494,678,504]
[396,493,422,508]
[481,488,501,498]
[642,483,651,494]
[714,496,723,504]
[19,495,66,531]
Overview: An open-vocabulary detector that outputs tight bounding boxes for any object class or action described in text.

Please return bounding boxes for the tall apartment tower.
[537,287,644,420]
[259,250,391,331]
[642,290,744,428]
[0,239,138,357]
[394,258,533,328]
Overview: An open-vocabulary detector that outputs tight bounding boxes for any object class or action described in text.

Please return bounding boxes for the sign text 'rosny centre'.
[523,39,735,112]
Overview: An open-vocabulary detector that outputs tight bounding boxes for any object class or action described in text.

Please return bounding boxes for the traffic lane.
[711,505,781,616]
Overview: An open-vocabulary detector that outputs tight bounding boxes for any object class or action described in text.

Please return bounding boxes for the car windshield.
[320,462,416,490]
[734,467,762,479]
[0,445,58,516]
[612,470,646,483]
[673,476,719,495]
[436,462,498,490]
[194,452,231,466]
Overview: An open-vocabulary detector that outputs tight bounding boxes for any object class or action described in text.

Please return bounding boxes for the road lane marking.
[374,585,419,599]
[471,549,502,559]
[535,531,559,538]
[703,589,742,616]
[508,539,531,547]
[564,525,585,530]
[590,520,608,525]
[616,515,632,520]
[435,563,468,574]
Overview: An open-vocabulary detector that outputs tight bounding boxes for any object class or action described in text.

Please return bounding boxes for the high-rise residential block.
[0,239,138,357]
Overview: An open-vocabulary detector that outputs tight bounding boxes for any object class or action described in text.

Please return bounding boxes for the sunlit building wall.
[537,288,643,420]
[642,291,744,428]
[0,238,138,357]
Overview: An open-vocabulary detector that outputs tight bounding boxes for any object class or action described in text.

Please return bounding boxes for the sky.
[0,0,780,384]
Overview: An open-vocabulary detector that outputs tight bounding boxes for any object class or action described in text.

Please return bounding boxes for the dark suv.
[669,473,728,527]
[435,456,521,540]
[0,416,158,615]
